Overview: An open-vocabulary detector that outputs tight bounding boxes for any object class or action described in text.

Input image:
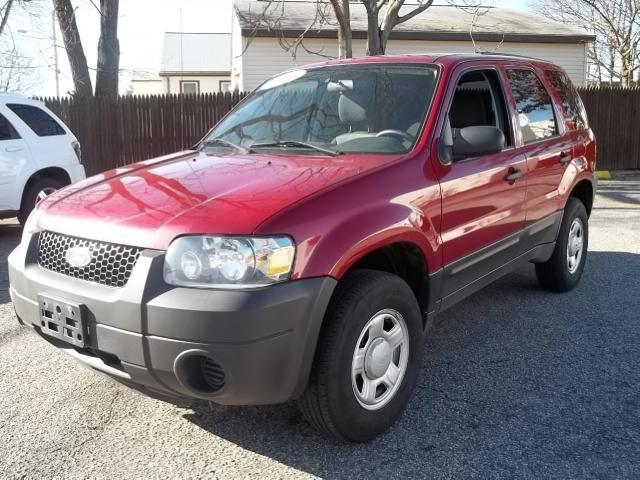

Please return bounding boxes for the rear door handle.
[5,146,22,153]
[559,152,572,164]
[504,168,523,184]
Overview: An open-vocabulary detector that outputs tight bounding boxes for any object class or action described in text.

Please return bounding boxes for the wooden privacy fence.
[577,87,640,170]
[43,88,639,175]
[43,92,247,176]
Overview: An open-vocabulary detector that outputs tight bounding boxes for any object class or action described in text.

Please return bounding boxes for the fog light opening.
[175,352,226,395]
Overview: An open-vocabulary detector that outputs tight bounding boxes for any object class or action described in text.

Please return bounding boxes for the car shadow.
[183,251,640,478]
[0,223,21,304]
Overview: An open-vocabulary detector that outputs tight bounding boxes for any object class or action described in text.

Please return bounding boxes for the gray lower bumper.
[9,235,336,405]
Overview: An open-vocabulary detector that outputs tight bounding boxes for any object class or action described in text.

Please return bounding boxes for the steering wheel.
[375,129,414,142]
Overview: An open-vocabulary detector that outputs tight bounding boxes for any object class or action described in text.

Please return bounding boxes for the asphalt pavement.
[0,179,639,479]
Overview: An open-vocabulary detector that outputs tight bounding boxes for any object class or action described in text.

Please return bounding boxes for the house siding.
[239,37,588,91]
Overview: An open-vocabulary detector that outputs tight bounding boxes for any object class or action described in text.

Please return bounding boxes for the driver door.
[435,66,528,304]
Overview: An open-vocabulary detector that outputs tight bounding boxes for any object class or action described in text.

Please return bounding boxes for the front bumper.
[9,234,336,405]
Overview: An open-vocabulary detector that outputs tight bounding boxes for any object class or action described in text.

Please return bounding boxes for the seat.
[334,87,377,145]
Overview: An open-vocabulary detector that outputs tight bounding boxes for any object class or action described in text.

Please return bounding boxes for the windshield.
[203,64,438,155]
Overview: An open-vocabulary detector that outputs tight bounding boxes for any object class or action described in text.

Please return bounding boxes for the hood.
[36,150,395,249]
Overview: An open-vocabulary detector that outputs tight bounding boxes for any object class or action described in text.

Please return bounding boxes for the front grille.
[37,231,143,288]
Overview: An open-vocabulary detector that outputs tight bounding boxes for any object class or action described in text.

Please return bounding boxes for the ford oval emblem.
[65,246,92,268]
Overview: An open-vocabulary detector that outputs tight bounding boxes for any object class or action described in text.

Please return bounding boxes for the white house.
[131,32,233,95]
[231,0,595,91]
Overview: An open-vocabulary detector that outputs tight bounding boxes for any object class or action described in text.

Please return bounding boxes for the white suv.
[0,93,85,224]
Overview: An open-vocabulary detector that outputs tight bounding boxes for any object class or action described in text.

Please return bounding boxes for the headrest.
[338,88,370,125]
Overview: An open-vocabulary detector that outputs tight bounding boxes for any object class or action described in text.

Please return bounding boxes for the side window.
[545,69,588,130]
[447,69,513,150]
[506,69,558,144]
[0,113,21,141]
[6,104,66,137]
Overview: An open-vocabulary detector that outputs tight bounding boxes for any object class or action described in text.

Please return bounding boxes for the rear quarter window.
[544,70,588,130]
[7,104,66,137]
[506,69,559,144]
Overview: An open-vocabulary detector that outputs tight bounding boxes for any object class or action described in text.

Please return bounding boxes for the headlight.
[163,235,295,288]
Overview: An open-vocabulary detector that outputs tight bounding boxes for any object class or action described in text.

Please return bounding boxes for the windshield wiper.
[200,138,251,154]
[250,140,340,157]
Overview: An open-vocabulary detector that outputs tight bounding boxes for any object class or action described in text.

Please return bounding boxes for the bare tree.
[238,0,481,59]
[53,0,92,96]
[0,0,13,37]
[534,0,640,86]
[0,43,37,92]
[362,0,435,55]
[1,0,45,37]
[94,0,119,96]
[54,0,120,96]
[329,0,352,58]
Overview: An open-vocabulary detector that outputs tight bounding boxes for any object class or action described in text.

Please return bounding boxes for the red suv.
[9,54,596,442]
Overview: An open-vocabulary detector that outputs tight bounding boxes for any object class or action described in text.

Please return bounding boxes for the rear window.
[545,70,588,130]
[0,113,20,141]
[506,69,558,144]
[7,104,66,137]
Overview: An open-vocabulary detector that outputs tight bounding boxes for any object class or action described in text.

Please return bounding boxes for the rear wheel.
[535,197,589,292]
[298,270,423,442]
[18,177,65,225]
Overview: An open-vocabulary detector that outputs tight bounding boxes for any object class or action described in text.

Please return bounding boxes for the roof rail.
[478,51,549,63]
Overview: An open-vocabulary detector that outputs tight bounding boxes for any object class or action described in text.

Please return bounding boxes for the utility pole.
[51,8,60,97]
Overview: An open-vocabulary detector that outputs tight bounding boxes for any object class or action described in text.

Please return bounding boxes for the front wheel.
[535,197,589,292]
[18,177,65,225]
[298,270,423,442]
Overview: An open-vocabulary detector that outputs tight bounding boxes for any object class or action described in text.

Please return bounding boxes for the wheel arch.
[20,167,72,209]
[568,178,595,217]
[339,240,431,322]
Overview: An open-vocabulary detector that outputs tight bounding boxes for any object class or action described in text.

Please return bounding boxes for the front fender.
[286,200,439,280]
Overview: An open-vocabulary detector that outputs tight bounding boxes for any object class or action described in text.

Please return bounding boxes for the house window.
[180,80,200,95]
[219,80,232,93]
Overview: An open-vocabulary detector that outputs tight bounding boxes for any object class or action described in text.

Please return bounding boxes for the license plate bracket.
[37,295,87,348]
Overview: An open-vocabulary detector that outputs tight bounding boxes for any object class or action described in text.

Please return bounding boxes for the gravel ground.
[0,179,639,480]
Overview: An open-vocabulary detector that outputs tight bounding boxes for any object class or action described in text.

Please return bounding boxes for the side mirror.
[452,126,505,160]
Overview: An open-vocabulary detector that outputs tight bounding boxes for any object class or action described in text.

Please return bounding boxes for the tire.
[535,197,589,292]
[18,177,65,225]
[298,269,423,442]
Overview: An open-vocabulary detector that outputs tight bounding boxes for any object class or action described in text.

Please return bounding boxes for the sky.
[10,0,530,97]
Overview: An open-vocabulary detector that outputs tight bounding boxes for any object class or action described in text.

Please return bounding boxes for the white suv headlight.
[163,235,295,288]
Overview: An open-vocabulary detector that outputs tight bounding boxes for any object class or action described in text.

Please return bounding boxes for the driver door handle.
[5,146,22,153]
[504,167,523,184]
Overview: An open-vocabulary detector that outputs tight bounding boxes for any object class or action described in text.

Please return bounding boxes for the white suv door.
[0,112,33,211]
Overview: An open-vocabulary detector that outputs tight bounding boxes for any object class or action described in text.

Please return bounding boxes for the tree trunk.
[53,0,93,97]
[95,0,120,96]
[0,0,13,38]
[337,24,353,59]
[366,14,384,55]
[330,0,352,58]
[621,57,633,87]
